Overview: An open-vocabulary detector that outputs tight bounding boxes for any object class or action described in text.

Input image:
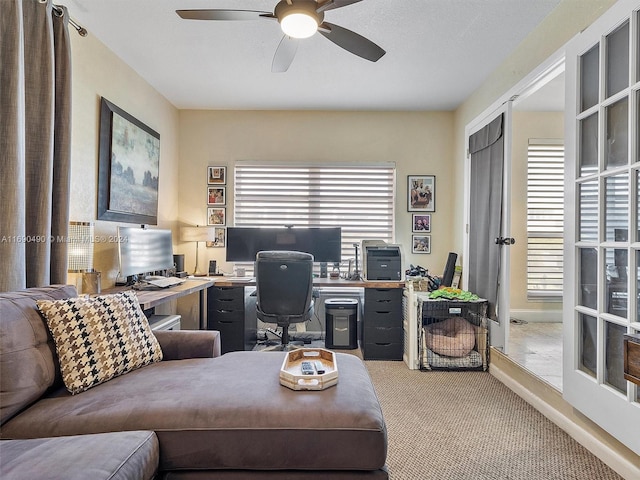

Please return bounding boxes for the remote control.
[314,361,326,374]
[301,361,315,375]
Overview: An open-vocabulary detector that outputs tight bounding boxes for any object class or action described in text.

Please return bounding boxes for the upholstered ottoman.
[2,351,388,478]
[0,430,159,480]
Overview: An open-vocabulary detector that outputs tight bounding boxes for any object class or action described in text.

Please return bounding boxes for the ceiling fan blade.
[272,36,300,73]
[319,22,385,62]
[176,10,272,21]
[316,0,363,13]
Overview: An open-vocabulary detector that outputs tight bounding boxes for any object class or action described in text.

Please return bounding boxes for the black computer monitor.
[226,227,341,263]
[441,252,458,287]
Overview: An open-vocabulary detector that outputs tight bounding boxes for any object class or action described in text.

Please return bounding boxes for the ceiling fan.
[176,0,386,72]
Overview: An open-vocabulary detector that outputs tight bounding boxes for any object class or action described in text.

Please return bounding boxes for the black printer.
[363,244,402,281]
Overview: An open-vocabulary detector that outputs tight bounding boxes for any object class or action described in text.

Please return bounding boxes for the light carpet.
[365,361,622,480]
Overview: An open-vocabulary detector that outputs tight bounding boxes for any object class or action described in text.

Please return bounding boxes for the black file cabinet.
[362,288,403,360]
[207,286,248,354]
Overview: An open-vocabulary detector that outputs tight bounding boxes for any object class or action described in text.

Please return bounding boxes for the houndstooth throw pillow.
[37,291,163,394]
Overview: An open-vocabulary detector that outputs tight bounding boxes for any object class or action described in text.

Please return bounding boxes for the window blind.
[527,140,564,300]
[234,163,396,265]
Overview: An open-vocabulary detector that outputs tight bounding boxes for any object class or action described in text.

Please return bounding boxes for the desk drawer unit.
[208,286,246,354]
[362,288,403,360]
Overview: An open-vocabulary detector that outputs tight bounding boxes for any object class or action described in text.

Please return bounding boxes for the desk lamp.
[181,225,216,276]
[67,221,100,293]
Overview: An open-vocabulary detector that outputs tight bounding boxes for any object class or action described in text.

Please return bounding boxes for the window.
[234,163,395,266]
[526,139,564,300]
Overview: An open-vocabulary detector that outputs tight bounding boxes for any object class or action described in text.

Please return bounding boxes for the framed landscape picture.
[207,166,226,185]
[97,97,160,224]
[408,175,435,212]
[412,235,431,254]
[412,214,431,233]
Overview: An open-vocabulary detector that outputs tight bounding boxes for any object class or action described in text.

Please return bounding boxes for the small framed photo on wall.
[207,186,226,205]
[206,228,226,247]
[412,214,431,233]
[207,207,226,226]
[408,175,435,212]
[207,166,226,185]
[412,235,431,254]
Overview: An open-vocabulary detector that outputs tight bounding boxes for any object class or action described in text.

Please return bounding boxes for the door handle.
[495,237,516,246]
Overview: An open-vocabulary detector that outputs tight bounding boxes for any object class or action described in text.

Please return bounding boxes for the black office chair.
[255,250,314,350]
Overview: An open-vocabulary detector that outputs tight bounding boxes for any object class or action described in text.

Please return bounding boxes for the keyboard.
[145,276,185,288]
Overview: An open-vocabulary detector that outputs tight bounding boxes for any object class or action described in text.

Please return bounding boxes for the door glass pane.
[579,247,598,309]
[580,44,600,112]
[579,180,598,241]
[605,321,627,393]
[580,113,599,176]
[632,170,640,242]
[604,173,629,241]
[637,11,640,82]
[637,170,640,242]
[636,93,640,164]
[605,97,629,169]
[605,248,627,318]
[637,251,640,325]
[579,314,597,377]
[605,21,629,98]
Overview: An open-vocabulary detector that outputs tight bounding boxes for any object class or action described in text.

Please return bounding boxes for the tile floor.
[507,321,563,391]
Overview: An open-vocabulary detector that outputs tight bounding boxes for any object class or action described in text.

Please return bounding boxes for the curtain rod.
[52,4,87,37]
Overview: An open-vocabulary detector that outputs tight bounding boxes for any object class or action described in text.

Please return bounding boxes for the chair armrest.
[153,330,221,360]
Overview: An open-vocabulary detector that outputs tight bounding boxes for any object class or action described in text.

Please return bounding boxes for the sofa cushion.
[0,285,77,425]
[0,430,159,480]
[36,291,163,394]
[1,352,387,473]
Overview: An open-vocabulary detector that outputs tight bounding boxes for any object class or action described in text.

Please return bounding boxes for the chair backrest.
[255,250,314,325]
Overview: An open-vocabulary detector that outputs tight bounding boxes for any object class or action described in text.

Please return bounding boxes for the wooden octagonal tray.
[279,348,338,391]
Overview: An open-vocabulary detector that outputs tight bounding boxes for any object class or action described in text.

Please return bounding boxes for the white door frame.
[463,50,565,352]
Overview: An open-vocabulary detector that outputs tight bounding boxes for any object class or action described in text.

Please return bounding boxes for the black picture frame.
[97,97,161,224]
[207,166,226,185]
[407,175,435,212]
[412,214,431,233]
[207,186,226,206]
[412,235,431,254]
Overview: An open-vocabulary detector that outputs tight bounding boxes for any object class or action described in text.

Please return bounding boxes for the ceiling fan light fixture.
[275,0,324,39]
[281,12,318,38]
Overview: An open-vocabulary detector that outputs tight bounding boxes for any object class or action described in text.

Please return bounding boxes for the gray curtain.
[467,114,504,320]
[0,0,71,292]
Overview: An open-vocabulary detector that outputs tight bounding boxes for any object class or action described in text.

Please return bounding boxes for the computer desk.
[104,278,215,329]
[209,277,406,360]
[105,277,405,360]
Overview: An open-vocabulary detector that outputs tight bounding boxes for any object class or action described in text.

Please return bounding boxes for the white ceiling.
[68,0,562,111]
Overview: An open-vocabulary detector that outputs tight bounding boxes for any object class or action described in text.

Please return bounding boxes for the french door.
[564,0,640,454]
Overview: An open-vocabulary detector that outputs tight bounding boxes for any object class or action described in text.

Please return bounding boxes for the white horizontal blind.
[527,140,564,300]
[234,163,395,263]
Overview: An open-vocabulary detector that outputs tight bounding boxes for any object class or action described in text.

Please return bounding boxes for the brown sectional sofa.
[0,285,388,479]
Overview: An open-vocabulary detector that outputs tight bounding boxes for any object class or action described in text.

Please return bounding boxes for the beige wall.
[67,1,617,290]
[451,0,617,257]
[177,110,455,276]
[69,33,180,288]
[510,111,564,313]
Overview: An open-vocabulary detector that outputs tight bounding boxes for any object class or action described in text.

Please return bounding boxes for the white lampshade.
[181,226,216,243]
[181,225,217,275]
[67,221,94,273]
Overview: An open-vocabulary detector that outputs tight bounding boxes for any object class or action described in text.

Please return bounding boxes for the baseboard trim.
[490,348,640,479]
[509,309,562,323]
